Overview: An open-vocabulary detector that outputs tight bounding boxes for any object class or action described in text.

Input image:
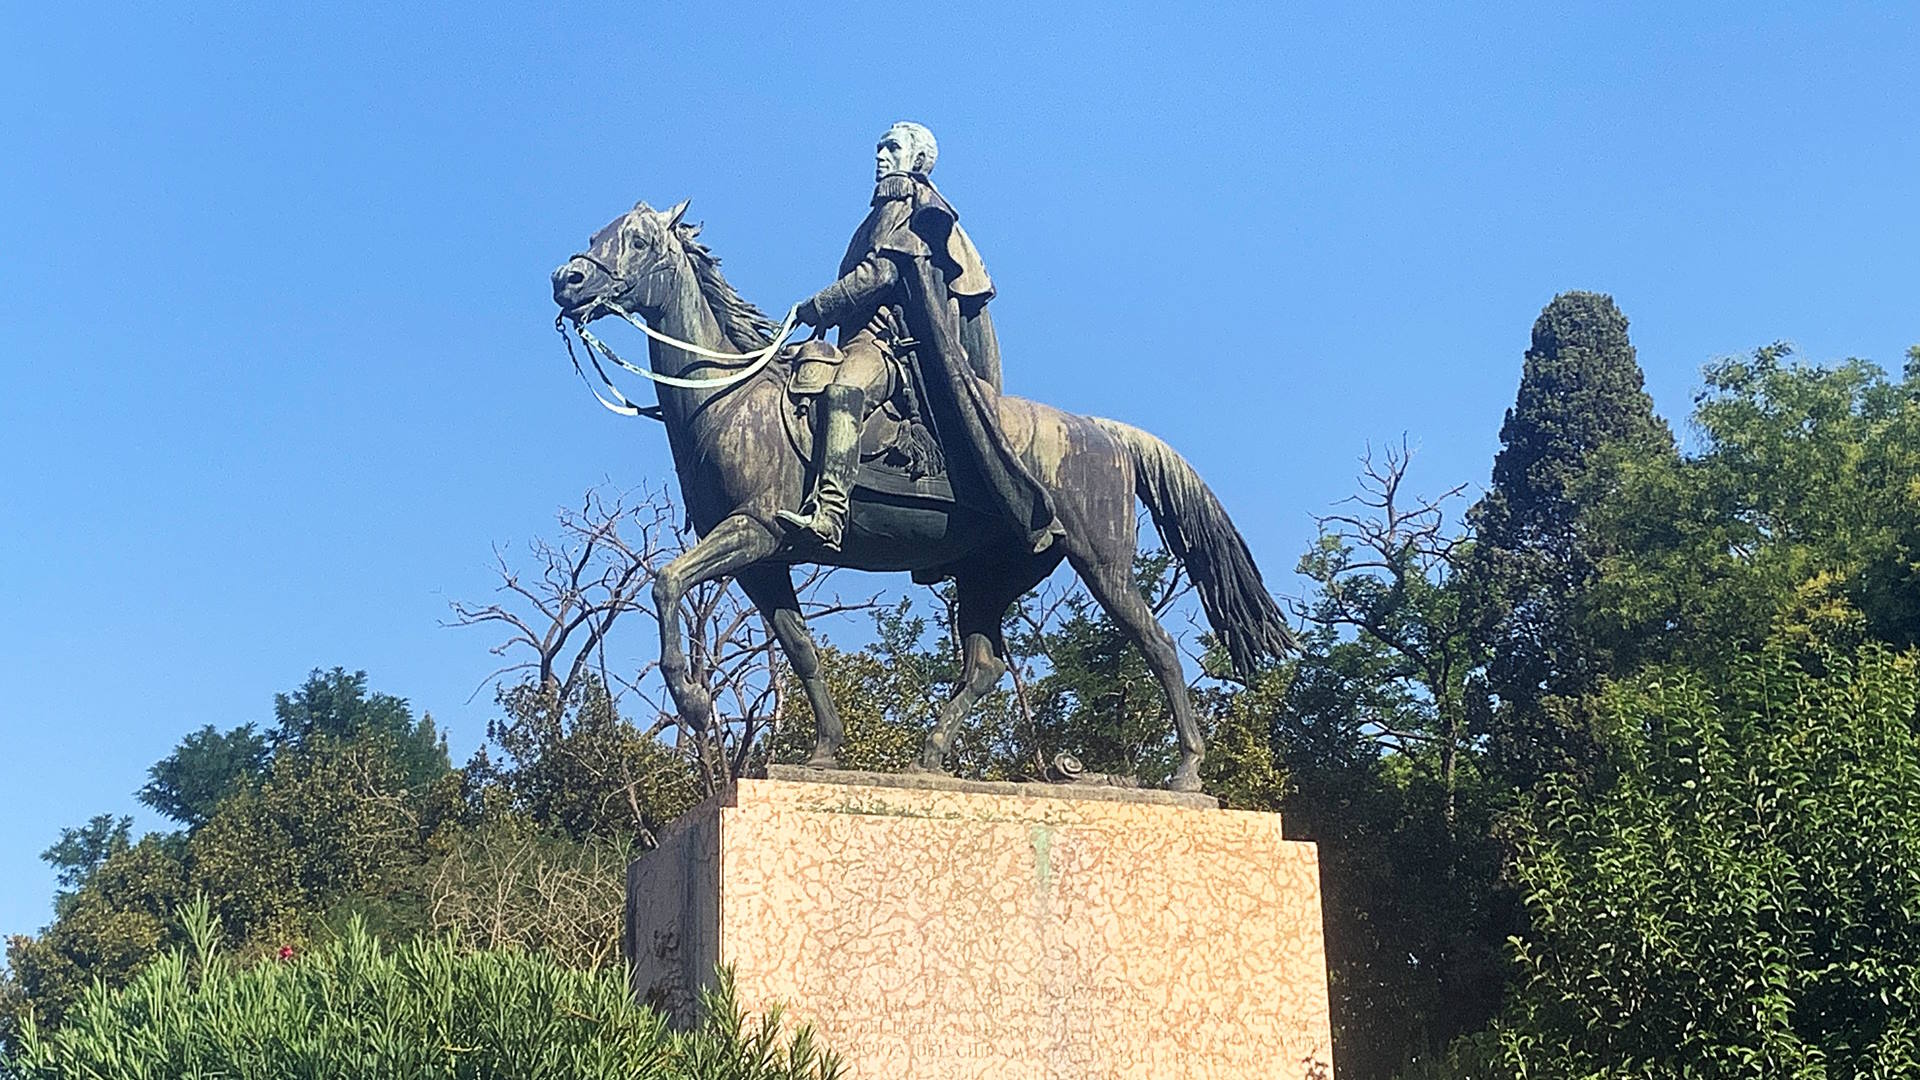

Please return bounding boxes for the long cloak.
[821,174,1057,549]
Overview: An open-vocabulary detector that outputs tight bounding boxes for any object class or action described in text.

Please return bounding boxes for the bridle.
[556,236,801,418]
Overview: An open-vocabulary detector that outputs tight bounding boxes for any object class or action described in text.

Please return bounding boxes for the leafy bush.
[1432,643,1920,1079]
[4,900,839,1080]
[2,835,193,1041]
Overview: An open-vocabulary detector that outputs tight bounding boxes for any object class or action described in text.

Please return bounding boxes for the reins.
[558,300,803,420]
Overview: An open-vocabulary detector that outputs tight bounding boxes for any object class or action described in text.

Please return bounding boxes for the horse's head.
[551,199,690,324]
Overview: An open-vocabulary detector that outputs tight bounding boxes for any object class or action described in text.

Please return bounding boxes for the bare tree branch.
[453,484,881,827]
[1295,438,1481,820]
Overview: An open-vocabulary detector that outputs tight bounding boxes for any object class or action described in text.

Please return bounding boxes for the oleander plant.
[2,899,838,1080]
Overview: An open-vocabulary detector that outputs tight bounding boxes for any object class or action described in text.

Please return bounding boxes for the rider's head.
[876,121,938,179]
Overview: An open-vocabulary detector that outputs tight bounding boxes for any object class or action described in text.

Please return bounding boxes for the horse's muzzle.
[551,255,611,318]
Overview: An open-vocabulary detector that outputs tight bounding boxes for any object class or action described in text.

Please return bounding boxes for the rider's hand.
[794,298,828,340]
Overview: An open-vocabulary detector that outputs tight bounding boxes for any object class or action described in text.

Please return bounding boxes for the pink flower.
[277,945,295,962]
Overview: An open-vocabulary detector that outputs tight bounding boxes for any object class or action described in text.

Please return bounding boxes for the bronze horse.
[550,201,1291,791]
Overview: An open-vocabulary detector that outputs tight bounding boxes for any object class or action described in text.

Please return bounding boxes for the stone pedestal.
[626,766,1333,1080]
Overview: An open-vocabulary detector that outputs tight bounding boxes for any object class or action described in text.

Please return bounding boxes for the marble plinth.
[626,767,1333,1080]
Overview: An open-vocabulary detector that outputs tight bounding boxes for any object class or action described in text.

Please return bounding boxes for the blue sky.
[2,3,1915,938]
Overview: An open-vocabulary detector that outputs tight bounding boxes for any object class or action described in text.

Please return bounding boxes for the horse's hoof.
[804,748,840,770]
[1169,770,1204,794]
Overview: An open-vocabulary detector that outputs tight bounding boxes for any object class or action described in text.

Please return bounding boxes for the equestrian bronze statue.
[549,123,1292,792]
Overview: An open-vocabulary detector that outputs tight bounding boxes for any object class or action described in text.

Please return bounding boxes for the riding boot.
[777,383,864,550]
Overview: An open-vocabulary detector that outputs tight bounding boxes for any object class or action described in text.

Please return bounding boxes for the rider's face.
[875,134,919,179]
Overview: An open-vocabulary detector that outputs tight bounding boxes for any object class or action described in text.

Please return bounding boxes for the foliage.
[766,619,950,776]
[1280,582,1511,1074]
[37,814,131,908]
[1191,669,1289,810]
[1295,441,1483,816]
[1590,346,1920,676]
[1015,551,1194,785]
[3,835,190,1037]
[1279,709,1511,1080]
[3,670,457,1040]
[1436,643,1920,1079]
[4,901,840,1080]
[1282,439,1522,1077]
[467,676,703,847]
[455,487,873,798]
[767,550,1277,794]
[269,667,449,788]
[186,737,454,951]
[138,723,269,829]
[1468,291,1674,788]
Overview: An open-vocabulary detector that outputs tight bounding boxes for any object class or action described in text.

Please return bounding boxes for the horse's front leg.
[653,513,780,736]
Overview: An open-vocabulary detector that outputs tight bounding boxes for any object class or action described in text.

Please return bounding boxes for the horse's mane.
[676,225,780,352]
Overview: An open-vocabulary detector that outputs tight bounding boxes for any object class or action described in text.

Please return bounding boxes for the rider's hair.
[886,121,938,174]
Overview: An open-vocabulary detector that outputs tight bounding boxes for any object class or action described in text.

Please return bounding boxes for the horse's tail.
[1091,417,1296,676]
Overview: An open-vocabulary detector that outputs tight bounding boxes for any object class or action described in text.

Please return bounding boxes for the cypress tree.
[1470,292,1673,787]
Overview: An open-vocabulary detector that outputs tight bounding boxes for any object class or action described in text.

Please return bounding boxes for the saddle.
[779,341,960,505]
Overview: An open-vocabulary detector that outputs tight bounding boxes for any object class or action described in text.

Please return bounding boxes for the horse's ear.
[663,199,691,230]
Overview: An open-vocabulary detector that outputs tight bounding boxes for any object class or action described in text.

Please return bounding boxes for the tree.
[186,737,455,950]
[269,667,448,788]
[2,669,455,1046]
[467,676,704,847]
[1274,675,1510,1080]
[766,597,968,775]
[455,487,872,810]
[3,835,190,1035]
[1469,291,1674,789]
[138,724,268,829]
[1442,642,1920,1078]
[764,543,1288,804]
[37,815,131,909]
[1296,441,1482,817]
[998,546,1286,801]
[748,532,1292,832]
[1282,443,1513,1078]
[1589,345,1920,675]
[1016,551,1197,786]
[425,819,630,970]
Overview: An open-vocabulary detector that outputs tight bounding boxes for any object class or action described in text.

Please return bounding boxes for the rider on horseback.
[781,121,1063,554]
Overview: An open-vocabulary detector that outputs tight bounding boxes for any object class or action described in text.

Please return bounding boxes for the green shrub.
[1430,643,1920,1079]
[4,899,838,1080]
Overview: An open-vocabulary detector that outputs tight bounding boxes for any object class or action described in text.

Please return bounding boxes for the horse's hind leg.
[919,615,1003,774]
[1069,550,1208,793]
[735,565,843,769]
[921,552,1060,772]
[653,514,780,740]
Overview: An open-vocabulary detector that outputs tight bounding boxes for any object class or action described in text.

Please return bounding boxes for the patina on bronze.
[549,124,1293,792]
